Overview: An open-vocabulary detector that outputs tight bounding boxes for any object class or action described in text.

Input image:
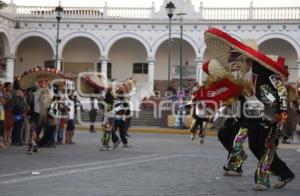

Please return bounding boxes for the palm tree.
[0,1,8,9]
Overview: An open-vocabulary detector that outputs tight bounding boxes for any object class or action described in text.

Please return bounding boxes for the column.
[147,59,155,92]
[195,58,203,85]
[56,59,63,71]
[4,56,15,82]
[297,59,300,79]
[100,57,108,78]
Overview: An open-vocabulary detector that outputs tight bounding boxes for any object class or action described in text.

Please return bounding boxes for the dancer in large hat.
[200,35,258,176]
[78,73,111,149]
[18,66,65,153]
[203,28,295,190]
[110,78,135,149]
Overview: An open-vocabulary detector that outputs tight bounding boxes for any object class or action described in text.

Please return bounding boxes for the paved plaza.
[0,132,299,196]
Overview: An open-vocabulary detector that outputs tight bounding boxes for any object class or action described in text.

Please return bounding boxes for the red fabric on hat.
[202,61,209,74]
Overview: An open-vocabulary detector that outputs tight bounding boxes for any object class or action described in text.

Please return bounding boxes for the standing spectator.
[52,84,65,146]
[56,96,68,145]
[3,82,13,145]
[11,80,28,146]
[0,82,5,148]
[166,84,177,101]
[65,95,76,144]
[89,97,98,133]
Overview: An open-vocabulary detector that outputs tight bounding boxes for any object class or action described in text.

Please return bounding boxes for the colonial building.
[1,0,300,98]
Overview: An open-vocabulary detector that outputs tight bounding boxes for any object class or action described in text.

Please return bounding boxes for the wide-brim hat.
[204,28,289,79]
[18,66,65,89]
[115,78,136,95]
[266,55,289,80]
[80,74,108,95]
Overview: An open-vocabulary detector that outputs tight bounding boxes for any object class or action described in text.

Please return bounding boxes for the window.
[133,63,148,74]
[97,62,112,79]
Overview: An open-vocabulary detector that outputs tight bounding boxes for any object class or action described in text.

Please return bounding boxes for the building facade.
[1,0,300,98]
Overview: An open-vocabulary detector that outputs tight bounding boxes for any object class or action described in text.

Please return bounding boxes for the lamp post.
[165,1,176,88]
[176,12,186,129]
[55,2,64,70]
[176,12,186,92]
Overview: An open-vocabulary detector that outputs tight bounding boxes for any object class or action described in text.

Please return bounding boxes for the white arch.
[257,33,300,59]
[13,31,55,55]
[0,27,12,56]
[199,31,244,59]
[152,33,199,59]
[59,31,103,58]
[105,32,150,57]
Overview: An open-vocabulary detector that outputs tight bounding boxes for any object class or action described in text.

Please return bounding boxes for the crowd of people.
[0,66,133,153]
[0,73,78,151]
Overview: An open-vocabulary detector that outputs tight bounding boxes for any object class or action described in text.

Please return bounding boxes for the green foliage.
[0,1,8,9]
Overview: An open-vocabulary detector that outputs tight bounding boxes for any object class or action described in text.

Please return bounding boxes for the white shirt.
[66,99,75,120]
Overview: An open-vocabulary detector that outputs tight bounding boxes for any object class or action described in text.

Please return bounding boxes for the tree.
[0,1,8,9]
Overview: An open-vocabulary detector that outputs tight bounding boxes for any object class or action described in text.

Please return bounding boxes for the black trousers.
[11,119,24,145]
[111,120,127,145]
[38,125,56,148]
[217,118,240,158]
[89,109,97,132]
[190,117,206,137]
[247,118,295,180]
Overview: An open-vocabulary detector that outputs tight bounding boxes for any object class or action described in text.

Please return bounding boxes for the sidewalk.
[76,125,218,136]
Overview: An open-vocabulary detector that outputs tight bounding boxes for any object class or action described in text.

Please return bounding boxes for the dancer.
[17,67,65,153]
[203,28,295,190]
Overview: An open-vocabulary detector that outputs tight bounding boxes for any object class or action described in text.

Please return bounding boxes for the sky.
[3,0,300,10]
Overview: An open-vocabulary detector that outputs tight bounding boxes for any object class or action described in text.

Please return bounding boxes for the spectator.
[11,80,28,146]
[0,82,5,148]
[89,97,98,133]
[3,82,13,146]
[65,95,76,144]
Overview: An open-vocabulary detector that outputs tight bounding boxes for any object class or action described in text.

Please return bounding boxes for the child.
[65,95,75,144]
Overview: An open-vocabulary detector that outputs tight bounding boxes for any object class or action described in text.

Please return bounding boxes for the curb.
[76,126,218,136]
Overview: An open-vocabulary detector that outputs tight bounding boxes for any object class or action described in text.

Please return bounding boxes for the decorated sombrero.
[18,66,65,89]
[204,28,289,79]
[80,73,108,95]
[115,78,136,95]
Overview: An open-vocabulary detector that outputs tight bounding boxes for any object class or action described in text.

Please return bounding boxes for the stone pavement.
[0,132,299,196]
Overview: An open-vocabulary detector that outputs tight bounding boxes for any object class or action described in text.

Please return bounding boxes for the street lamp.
[55,2,64,70]
[176,12,186,92]
[165,1,176,88]
[176,12,186,129]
